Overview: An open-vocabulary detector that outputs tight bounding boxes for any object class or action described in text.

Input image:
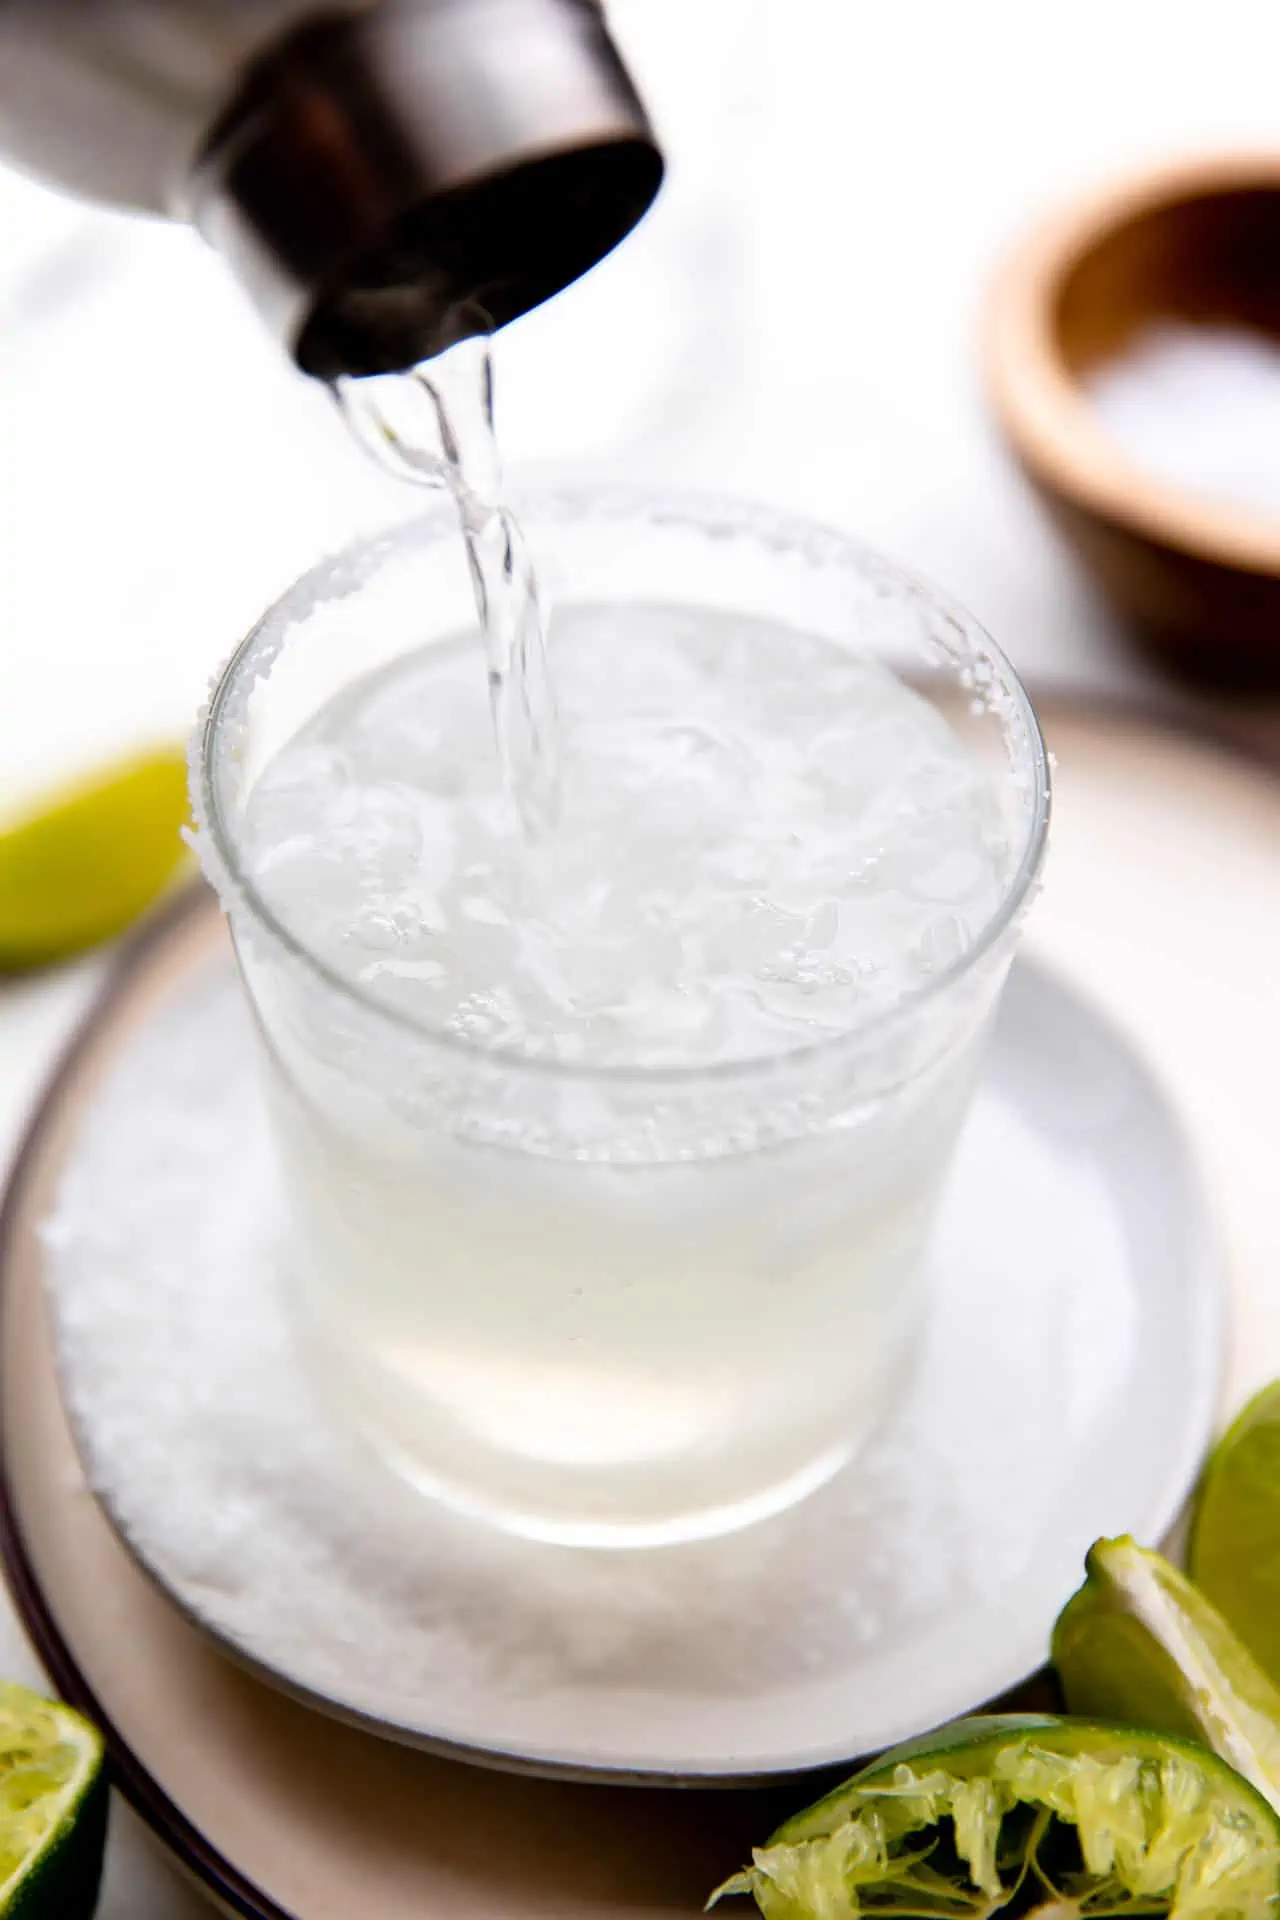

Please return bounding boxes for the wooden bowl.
[986,153,1280,687]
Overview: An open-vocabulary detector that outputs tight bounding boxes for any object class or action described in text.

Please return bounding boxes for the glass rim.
[197,482,1051,1091]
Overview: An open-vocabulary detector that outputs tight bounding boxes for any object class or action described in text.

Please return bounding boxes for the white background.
[0,1,1278,1909]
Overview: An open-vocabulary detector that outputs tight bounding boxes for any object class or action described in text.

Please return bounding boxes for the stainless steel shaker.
[0,0,663,374]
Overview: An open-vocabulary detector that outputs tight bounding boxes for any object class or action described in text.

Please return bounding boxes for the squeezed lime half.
[0,1681,105,1918]
[711,1713,1280,1916]
[1054,1535,1280,1816]
[1190,1382,1280,1691]
[0,746,190,970]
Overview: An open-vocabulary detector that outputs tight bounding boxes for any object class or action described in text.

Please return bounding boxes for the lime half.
[1190,1382,1280,1690]
[1054,1535,1280,1816]
[711,1713,1280,1917]
[0,747,190,970]
[0,1681,105,1918]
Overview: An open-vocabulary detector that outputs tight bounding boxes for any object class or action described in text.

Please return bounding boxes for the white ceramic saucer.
[3,700,1277,1915]
[31,896,1218,1784]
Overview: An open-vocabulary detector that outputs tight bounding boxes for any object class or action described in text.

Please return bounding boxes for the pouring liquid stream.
[334,333,560,836]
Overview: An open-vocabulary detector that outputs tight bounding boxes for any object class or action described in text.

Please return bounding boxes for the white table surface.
[1,0,1279,1909]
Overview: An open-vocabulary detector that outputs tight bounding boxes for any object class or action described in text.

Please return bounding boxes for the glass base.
[365,1428,857,1549]
[290,1270,922,1552]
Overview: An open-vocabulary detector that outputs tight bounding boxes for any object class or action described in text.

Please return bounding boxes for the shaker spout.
[0,0,662,378]
[191,0,664,376]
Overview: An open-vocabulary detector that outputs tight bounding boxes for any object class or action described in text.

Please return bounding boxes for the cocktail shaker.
[0,0,662,374]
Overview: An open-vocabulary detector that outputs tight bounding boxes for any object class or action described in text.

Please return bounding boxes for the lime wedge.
[1190,1382,1280,1688]
[0,747,190,969]
[711,1712,1280,1916]
[1054,1535,1280,1815]
[0,1681,105,1918]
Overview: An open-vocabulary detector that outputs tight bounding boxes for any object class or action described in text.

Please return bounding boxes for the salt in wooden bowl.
[986,153,1280,688]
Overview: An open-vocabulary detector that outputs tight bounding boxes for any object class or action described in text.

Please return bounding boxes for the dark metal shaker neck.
[190,0,663,377]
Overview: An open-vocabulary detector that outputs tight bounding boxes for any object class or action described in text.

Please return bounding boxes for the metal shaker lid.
[191,0,663,376]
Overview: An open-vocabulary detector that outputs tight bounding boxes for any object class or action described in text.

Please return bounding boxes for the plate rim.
[0,886,286,1920]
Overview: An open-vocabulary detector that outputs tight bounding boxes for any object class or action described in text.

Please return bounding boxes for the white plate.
[3,701,1272,1917]
[36,907,1218,1781]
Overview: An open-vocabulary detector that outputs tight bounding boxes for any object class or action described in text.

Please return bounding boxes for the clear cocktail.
[197,488,1047,1546]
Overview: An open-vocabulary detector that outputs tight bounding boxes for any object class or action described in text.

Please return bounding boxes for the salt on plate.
[34,951,1142,1773]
